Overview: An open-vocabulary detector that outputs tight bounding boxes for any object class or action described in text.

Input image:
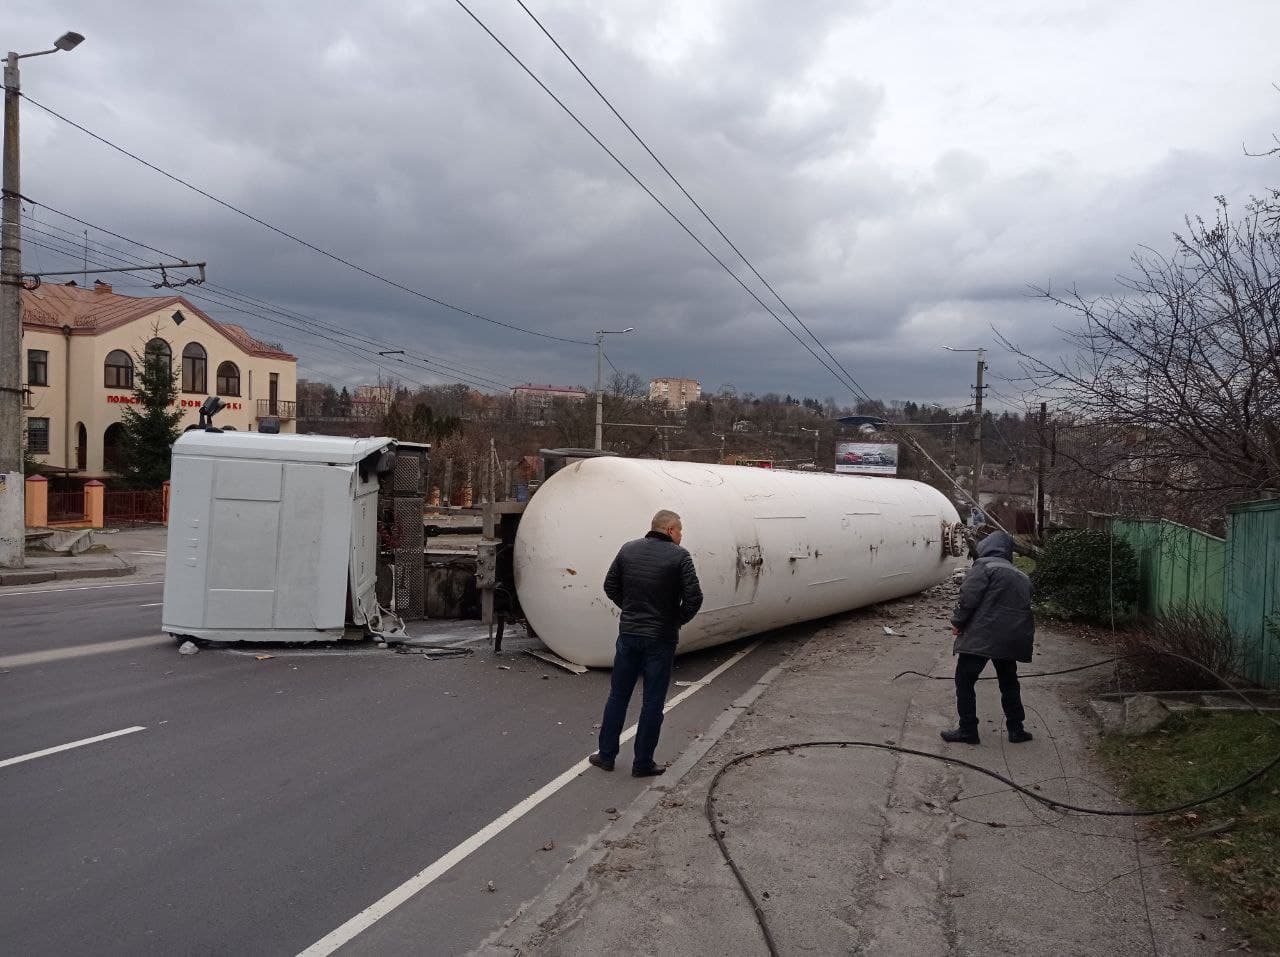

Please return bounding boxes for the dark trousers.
[954,653,1026,732]
[598,632,677,771]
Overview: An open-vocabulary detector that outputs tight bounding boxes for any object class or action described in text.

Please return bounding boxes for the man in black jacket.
[942,531,1035,745]
[589,509,704,777]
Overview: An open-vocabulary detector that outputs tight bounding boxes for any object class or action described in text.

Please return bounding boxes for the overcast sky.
[10,0,1280,409]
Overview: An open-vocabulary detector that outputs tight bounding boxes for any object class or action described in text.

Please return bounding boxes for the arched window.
[216,361,241,397]
[104,349,134,388]
[103,423,125,472]
[145,338,171,377]
[182,342,207,394]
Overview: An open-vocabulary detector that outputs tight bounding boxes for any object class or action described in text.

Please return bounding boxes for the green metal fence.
[1224,499,1280,689]
[1112,519,1225,617]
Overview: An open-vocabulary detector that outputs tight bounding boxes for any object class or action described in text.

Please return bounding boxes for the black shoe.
[1007,728,1033,744]
[940,727,980,745]
[631,764,666,778]
[588,753,614,772]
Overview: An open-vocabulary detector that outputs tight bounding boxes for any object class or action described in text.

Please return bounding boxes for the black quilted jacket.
[603,531,704,641]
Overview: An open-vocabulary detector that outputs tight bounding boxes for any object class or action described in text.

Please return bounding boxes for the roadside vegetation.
[1097,711,1280,954]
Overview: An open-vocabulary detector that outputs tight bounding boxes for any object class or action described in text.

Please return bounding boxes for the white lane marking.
[0,635,168,668]
[139,602,163,608]
[297,641,761,957]
[0,580,163,597]
[0,726,146,770]
[132,551,167,557]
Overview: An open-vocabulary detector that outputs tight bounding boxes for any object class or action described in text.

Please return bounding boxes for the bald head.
[651,509,683,544]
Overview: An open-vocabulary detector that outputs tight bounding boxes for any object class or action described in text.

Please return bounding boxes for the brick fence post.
[25,475,48,527]
[84,480,105,529]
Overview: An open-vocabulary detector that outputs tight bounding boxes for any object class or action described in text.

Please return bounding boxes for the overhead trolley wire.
[450,0,870,399]
[19,205,515,392]
[513,0,876,403]
[19,93,592,346]
[464,1,1000,520]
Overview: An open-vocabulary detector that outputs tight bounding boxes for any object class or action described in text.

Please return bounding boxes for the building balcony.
[256,399,296,420]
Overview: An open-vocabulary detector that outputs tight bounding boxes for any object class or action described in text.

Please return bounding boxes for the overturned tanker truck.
[514,456,967,668]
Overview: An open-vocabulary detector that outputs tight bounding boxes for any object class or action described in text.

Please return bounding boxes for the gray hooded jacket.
[950,532,1035,662]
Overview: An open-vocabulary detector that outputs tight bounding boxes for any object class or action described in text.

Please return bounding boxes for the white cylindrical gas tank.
[514,457,965,667]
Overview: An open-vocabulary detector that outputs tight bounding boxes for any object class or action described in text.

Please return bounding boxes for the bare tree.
[1004,196,1280,526]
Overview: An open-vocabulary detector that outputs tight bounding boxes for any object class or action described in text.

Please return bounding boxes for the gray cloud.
[11,0,1280,407]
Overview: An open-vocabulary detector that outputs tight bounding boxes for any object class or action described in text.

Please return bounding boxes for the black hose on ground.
[705,650,1280,957]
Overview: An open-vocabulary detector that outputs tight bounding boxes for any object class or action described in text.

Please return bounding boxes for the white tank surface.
[514,457,966,667]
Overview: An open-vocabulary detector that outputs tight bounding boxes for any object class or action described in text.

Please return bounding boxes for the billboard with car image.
[834,442,898,475]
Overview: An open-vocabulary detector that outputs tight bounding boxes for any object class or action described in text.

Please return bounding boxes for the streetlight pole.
[943,345,987,513]
[593,327,633,451]
[1,31,84,568]
[799,426,819,466]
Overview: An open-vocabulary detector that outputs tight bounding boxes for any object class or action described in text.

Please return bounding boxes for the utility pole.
[593,326,634,451]
[943,344,986,514]
[1036,401,1047,542]
[973,347,986,510]
[800,426,819,466]
[1,32,83,568]
[594,332,603,451]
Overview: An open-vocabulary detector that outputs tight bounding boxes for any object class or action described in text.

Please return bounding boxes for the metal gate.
[48,490,86,523]
[104,489,166,526]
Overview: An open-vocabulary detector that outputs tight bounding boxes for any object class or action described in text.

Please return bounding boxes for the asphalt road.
[0,577,800,956]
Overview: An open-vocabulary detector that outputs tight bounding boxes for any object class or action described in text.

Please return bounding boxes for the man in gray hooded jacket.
[941,531,1034,745]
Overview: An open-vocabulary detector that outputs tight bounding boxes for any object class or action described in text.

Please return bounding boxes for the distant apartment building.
[649,377,701,410]
[511,383,588,420]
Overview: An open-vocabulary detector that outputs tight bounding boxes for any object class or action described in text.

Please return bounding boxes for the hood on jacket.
[976,531,1014,561]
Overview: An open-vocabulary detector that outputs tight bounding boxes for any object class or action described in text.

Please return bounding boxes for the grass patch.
[1097,710,1280,953]
[1013,554,1036,575]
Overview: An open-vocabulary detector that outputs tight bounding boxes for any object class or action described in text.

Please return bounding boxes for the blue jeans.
[597,633,676,771]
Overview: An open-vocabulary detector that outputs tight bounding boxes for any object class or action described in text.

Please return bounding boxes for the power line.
[20,206,515,392]
[21,224,504,394]
[513,0,877,405]
[457,1,999,521]
[18,94,592,346]
[451,0,868,400]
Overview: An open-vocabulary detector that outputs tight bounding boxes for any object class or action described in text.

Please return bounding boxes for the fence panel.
[1225,500,1280,689]
[1112,519,1225,617]
[104,489,166,526]
[47,490,86,523]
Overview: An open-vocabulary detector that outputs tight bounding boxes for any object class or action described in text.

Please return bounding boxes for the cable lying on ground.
[707,650,1279,957]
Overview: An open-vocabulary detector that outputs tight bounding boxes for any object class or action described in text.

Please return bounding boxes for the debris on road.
[541,840,556,852]
[178,641,199,655]
[254,655,273,661]
[486,880,496,893]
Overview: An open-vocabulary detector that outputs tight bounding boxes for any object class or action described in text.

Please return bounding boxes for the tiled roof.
[21,283,296,361]
[512,383,588,394]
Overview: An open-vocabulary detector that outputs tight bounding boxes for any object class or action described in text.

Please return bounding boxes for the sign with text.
[835,442,898,476]
[107,394,243,411]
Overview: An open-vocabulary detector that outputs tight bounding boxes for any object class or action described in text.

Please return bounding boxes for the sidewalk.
[483,582,1239,956]
[0,525,169,586]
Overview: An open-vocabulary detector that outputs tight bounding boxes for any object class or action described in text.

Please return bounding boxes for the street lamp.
[799,426,820,466]
[594,327,634,451]
[2,31,85,568]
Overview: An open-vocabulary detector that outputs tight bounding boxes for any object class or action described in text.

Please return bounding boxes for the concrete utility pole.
[1,31,84,568]
[943,345,986,512]
[593,327,633,451]
[1036,401,1047,542]
[799,426,819,466]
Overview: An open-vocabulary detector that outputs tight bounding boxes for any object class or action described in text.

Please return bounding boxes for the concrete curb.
[0,557,136,587]
[471,655,792,956]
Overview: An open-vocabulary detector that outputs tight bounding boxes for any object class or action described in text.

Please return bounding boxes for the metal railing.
[256,399,296,420]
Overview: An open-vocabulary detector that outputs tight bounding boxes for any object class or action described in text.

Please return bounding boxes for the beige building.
[511,383,588,415]
[21,282,297,477]
[649,376,701,410]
